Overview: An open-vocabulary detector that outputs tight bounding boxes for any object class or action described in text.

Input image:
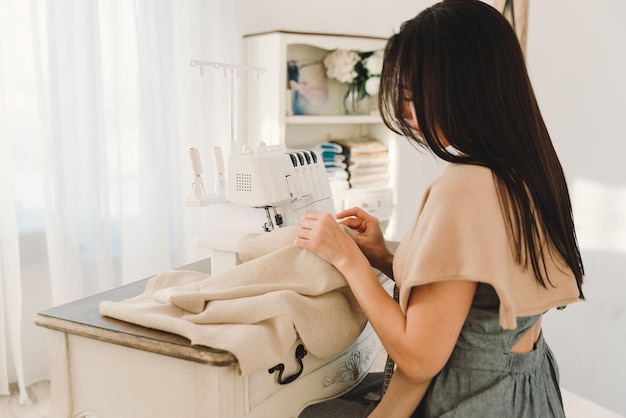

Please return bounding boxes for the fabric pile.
[316,142,350,192]
[331,137,390,189]
[99,226,367,376]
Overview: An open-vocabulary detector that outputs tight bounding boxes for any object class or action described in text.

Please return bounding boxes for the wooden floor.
[0,381,50,418]
[2,361,624,418]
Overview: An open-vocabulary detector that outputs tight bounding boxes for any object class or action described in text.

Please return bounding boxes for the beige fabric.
[99,226,367,376]
[370,163,581,417]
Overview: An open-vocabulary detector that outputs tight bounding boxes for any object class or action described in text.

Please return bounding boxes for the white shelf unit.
[243,31,399,239]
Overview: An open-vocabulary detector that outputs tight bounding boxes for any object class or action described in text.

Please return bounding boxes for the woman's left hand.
[294,210,364,270]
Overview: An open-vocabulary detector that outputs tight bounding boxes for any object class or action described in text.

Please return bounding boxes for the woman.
[295,0,584,417]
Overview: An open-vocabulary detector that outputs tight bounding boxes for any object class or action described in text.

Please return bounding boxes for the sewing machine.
[194,145,336,276]
[227,146,334,230]
[35,145,392,418]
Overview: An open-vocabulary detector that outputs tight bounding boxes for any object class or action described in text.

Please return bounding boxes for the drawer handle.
[361,200,381,212]
[268,344,307,385]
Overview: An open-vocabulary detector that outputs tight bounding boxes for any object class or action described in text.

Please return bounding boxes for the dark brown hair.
[379,0,584,296]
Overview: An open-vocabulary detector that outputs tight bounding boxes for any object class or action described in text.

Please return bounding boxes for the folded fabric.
[331,138,388,155]
[323,161,347,170]
[349,172,390,186]
[99,226,367,376]
[320,150,346,162]
[318,142,343,153]
[349,155,389,167]
[329,179,350,192]
[326,168,349,181]
[348,164,389,176]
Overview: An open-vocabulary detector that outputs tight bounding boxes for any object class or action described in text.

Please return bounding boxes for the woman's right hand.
[336,207,394,278]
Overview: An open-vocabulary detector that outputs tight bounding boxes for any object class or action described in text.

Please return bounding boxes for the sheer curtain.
[0,0,239,403]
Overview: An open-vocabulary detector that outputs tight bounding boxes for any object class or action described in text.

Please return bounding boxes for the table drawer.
[343,189,394,221]
[244,322,381,416]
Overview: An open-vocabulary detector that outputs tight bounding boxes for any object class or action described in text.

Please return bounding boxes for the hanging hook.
[268,344,308,385]
[189,60,266,77]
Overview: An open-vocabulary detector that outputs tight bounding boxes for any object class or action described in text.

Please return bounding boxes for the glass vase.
[343,83,368,115]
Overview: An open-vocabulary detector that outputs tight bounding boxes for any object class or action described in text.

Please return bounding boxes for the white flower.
[365,76,380,96]
[323,49,360,84]
[363,50,383,76]
[322,48,385,98]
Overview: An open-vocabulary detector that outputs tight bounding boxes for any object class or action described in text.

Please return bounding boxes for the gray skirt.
[299,333,564,418]
[298,283,566,417]
[417,332,565,417]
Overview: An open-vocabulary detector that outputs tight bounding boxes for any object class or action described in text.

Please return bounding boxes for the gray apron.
[416,283,565,417]
[299,283,566,418]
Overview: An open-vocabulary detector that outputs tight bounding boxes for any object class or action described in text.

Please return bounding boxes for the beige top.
[394,163,580,329]
[370,163,581,418]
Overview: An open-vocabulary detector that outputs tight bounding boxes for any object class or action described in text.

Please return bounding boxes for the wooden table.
[35,258,384,418]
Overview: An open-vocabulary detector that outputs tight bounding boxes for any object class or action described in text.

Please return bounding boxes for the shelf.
[285,114,382,125]
[245,31,398,239]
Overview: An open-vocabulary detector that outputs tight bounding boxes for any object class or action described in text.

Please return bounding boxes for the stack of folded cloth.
[315,142,350,192]
[330,137,390,189]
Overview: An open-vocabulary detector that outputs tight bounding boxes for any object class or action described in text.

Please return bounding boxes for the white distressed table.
[35,258,387,418]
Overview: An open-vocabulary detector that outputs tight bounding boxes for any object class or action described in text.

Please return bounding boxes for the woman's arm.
[295,210,477,383]
[340,258,477,383]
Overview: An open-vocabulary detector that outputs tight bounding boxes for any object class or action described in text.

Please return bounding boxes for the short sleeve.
[392,164,579,329]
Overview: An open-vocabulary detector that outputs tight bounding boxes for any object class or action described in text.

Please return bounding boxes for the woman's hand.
[335,207,394,277]
[294,211,366,272]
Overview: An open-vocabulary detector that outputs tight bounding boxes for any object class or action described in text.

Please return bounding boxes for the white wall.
[236,0,626,415]
[528,1,626,416]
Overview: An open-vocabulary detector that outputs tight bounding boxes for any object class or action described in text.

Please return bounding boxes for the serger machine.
[188,145,336,275]
[227,147,334,231]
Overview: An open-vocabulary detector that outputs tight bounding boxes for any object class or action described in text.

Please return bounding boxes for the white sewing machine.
[35,146,390,418]
[194,145,336,276]
[227,147,334,229]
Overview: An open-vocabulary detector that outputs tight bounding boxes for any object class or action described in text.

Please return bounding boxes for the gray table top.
[35,258,237,366]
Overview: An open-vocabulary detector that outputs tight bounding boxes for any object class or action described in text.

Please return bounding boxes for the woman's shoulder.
[428,163,497,201]
[440,162,494,183]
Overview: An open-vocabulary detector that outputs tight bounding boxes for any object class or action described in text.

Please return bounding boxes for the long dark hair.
[379,0,584,296]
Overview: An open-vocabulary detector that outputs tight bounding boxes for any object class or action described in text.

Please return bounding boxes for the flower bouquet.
[323,48,383,114]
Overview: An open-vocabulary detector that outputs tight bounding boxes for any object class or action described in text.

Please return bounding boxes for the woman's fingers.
[336,206,368,220]
[338,216,362,230]
[296,211,336,244]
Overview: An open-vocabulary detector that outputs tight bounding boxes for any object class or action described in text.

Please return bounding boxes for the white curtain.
[0,0,239,404]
